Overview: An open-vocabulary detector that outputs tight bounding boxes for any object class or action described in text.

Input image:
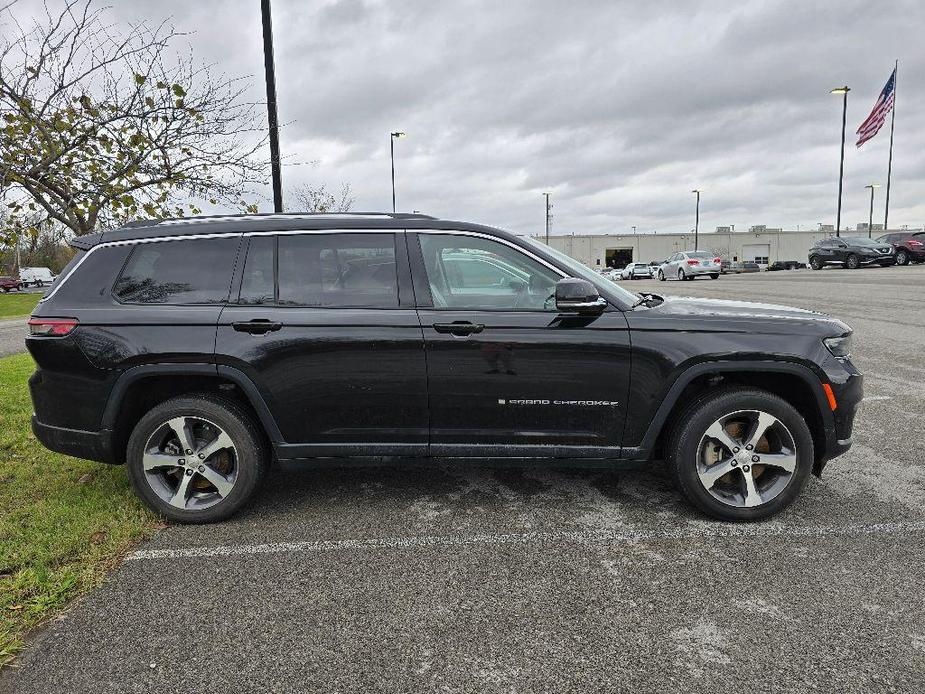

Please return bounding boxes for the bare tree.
[0,0,267,235]
[290,182,355,213]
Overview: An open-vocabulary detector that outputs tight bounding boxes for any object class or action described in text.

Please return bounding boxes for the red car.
[0,276,23,292]
[875,231,925,266]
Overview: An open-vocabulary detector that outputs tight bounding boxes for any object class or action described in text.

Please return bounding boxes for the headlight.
[823,334,852,358]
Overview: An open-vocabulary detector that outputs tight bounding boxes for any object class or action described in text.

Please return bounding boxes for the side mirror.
[555,278,607,314]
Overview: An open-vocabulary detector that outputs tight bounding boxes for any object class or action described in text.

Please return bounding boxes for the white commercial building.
[538,226,918,270]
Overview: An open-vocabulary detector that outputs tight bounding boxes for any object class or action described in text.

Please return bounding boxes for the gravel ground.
[3,264,924,693]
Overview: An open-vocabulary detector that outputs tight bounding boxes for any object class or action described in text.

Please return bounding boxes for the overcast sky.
[13,0,925,235]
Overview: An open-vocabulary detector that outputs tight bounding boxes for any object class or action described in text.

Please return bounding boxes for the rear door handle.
[232,319,282,334]
[433,321,485,336]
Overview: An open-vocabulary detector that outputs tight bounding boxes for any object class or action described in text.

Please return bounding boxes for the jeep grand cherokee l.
[27,213,862,523]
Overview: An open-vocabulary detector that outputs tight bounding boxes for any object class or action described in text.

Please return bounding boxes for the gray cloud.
[8,0,924,234]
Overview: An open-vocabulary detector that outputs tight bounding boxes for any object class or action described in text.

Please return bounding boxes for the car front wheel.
[658,270,666,281]
[667,387,813,521]
[809,256,822,270]
[126,394,267,523]
[895,250,908,265]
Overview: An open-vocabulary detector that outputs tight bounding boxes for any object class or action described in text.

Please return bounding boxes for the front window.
[842,237,881,247]
[520,236,637,304]
[419,234,560,311]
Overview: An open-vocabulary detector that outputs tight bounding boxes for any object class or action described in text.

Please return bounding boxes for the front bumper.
[32,416,116,465]
[815,355,863,473]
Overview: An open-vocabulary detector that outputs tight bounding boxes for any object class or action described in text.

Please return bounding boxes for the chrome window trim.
[41,228,418,303]
[41,227,564,304]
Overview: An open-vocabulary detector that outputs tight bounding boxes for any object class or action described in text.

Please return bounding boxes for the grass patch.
[0,294,40,320]
[0,353,157,666]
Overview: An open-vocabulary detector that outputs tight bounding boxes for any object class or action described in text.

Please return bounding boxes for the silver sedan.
[657,251,721,281]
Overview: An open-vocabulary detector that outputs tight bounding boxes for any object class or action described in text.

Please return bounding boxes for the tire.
[126,393,268,523]
[677,268,685,281]
[845,254,860,269]
[895,250,908,266]
[710,273,719,280]
[666,387,814,521]
[809,256,823,271]
[658,270,666,281]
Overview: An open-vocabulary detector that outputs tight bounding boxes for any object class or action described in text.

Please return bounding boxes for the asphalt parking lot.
[4,265,925,693]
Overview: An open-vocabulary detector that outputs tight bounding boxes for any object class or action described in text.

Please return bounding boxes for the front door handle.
[433,321,485,336]
[232,319,282,334]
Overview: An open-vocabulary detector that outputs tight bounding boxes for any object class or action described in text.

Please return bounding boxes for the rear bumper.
[32,416,115,465]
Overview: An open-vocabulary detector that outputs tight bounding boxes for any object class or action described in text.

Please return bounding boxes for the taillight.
[713,257,721,264]
[908,240,923,247]
[28,318,78,336]
[686,259,699,266]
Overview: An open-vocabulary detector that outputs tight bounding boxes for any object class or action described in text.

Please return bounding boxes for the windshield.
[520,236,637,304]
[842,237,882,247]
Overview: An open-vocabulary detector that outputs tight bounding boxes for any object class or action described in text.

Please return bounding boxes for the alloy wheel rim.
[142,415,238,511]
[696,409,798,508]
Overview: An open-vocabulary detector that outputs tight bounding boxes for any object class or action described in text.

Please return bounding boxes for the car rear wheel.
[126,394,267,523]
[709,273,719,279]
[667,387,813,521]
[895,250,908,265]
[845,253,860,269]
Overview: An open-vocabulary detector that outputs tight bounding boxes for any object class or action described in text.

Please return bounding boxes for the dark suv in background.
[28,213,862,523]
[875,231,925,265]
[808,236,895,270]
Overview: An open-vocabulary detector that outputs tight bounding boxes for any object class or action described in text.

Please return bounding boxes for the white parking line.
[863,396,893,401]
[126,520,925,561]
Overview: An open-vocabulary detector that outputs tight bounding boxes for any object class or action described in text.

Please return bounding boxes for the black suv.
[875,231,925,266]
[808,236,895,270]
[28,213,862,523]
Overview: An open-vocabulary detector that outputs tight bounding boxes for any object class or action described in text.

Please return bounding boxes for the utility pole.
[692,189,701,250]
[831,86,850,237]
[543,192,551,244]
[865,184,880,238]
[390,132,405,213]
[261,0,283,213]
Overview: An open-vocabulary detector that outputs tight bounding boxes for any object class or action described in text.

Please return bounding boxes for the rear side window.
[114,237,238,304]
[277,233,398,308]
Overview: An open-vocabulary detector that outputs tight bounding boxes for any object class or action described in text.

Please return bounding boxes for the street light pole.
[865,184,880,238]
[390,132,404,213]
[261,0,283,213]
[543,192,551,244]
[831,86,850,237]
[691,189,701,250]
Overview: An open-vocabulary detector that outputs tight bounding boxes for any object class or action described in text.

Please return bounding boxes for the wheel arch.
[626,360,833,471]
[101,364,282,464]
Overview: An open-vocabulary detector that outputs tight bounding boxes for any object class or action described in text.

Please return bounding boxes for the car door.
[216,230,428,458]
[410,230,631,457]
[832,238,850,263]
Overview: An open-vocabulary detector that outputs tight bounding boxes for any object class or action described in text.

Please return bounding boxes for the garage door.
[742,244,770,265]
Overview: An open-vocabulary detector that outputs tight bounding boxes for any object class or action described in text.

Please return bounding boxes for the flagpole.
[883,60,898,231]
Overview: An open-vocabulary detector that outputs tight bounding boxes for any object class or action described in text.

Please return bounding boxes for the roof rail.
[118,211,436,229]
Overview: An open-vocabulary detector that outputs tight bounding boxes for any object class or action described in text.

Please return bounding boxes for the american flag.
[856,68,896,147]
